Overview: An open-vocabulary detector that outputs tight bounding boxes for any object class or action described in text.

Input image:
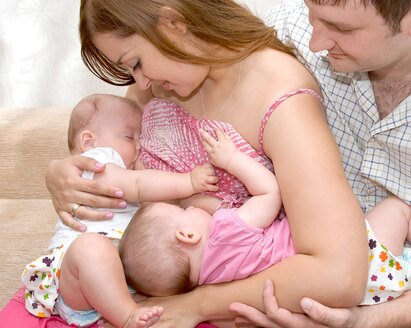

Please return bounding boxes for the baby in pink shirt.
[120,128,292,296]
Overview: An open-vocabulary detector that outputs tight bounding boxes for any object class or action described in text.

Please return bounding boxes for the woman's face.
[93,32,209,97]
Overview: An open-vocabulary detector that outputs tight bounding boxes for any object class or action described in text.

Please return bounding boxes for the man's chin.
[328,57,357,73]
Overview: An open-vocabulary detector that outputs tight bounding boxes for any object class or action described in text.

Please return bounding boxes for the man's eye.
[337,28,353,34]
[333,25,354,34]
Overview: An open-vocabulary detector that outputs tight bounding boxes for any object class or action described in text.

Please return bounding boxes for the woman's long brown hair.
[79,0,294,86]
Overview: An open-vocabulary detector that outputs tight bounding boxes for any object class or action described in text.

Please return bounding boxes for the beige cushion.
[0,107,71,307]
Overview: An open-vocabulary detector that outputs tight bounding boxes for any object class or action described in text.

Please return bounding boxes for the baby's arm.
[366,195,411,256]
[200,128,281,228]
[93,163,218,203]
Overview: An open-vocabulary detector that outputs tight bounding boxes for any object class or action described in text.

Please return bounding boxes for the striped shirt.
[264,0,411,212]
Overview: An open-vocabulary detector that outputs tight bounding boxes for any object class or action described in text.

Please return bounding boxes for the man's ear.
[175,228,201,245]
[79,130,96,152]
[402,8,411,36]
[158,6,187,35]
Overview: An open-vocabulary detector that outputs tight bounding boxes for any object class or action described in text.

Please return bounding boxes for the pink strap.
[258,88,323,153]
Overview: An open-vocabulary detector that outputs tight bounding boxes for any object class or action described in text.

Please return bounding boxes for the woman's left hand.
[229,280,364,328]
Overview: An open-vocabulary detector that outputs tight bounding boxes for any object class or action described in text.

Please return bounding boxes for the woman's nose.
[132,72,151,90]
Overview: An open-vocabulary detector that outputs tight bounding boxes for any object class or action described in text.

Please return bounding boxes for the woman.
[45,0,368,326]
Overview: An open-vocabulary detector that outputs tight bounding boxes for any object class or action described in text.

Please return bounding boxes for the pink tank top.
[139,89,321,207]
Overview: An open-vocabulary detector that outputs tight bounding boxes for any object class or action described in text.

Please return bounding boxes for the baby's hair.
[119,203,196,296]
[67,94,140,153]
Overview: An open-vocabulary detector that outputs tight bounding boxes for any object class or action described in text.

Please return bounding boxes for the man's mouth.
[328,52,346,59]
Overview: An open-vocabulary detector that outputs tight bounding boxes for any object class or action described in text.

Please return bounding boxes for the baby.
[22,94,217,327]
[120,128,411,306]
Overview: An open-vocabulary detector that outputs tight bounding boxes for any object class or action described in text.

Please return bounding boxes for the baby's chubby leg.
[59,233,163,328]
[366,195,411,256]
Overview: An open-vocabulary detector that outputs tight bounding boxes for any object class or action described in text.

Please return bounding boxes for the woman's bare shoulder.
[251,49,320,95]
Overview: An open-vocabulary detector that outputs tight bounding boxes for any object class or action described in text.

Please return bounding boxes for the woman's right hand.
[45,155,126,232]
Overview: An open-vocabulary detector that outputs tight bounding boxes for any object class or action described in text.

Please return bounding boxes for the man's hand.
[229,280,365,328]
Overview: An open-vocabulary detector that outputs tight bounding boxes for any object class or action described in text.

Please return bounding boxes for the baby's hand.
[190,163,219,193]
[199,128,237,170]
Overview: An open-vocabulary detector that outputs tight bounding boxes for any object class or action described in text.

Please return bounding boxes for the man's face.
[305,0,411,76]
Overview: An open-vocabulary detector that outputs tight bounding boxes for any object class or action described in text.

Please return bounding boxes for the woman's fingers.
[55,177,125,211]
[80,178,124,199]
[69,203,115,221]
[58,204,115,232]
[58,211,87,232]
[70,154,107,173]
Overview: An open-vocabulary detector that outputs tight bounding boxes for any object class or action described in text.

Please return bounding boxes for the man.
[230,0,411,327]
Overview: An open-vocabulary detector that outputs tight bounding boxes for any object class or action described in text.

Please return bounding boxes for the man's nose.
[308,23,336,53]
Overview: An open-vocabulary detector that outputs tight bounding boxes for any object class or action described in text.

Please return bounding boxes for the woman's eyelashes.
[132,59,141,71]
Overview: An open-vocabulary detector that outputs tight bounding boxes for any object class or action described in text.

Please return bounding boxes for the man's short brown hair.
[310,0,411,33]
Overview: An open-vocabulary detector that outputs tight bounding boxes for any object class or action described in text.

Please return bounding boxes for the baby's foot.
[123,306,164,328]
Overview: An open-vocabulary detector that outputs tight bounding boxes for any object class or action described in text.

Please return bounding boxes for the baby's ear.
[79,130,96,152]
[175,228,201,245]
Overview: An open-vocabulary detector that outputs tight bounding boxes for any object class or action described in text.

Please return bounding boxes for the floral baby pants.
[22,229,123,326]
[361,220,411,304]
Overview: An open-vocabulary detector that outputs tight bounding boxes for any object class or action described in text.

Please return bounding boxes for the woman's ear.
[158,6,187,35]
[79,130,96,152]
[175,228,201,245]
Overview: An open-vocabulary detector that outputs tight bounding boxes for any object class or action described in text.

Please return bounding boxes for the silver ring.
[71,204,82,217]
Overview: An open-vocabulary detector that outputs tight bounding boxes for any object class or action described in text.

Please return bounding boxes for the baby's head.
[68,94,142,169]
[119,202,210,296]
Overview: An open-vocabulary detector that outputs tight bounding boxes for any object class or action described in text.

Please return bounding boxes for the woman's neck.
[200,61,243,119]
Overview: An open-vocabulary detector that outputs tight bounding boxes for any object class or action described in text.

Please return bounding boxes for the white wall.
[0,1,125,108]
[240,0,281,17]
[0,0,280,108]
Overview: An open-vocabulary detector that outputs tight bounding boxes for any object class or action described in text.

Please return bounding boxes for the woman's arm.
[257,93,368,310]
